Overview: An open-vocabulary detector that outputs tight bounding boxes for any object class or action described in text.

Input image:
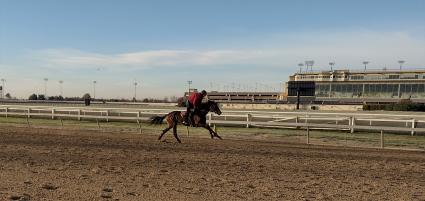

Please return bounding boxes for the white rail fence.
[1,105,424,149]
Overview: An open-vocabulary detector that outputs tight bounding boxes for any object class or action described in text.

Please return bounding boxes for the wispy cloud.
[32,49,268,69]
[2,30,425,99]
[28,30,425,71]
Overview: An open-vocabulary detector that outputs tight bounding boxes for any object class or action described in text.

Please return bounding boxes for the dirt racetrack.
[0,126,424,201]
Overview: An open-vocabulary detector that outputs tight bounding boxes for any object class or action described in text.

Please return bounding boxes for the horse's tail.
[150,115,167,125]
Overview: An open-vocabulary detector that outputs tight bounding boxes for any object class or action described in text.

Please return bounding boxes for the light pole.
[305,60,314,72]
[363,61,369,71]
[309,60,314,72]
[304,61,309,72]
[187,80,192,98]
[398,60,405,70]
[133,81,138,101]
[329,62,335,71]
[1,78,5,99]
[93,81,97,99]
[43,78,48,98]
[59,80,63,97]
[298,63,304,73]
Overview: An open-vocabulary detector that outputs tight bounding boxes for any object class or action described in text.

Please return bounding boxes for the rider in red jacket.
[183,90,207,126]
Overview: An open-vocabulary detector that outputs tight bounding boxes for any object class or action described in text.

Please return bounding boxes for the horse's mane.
[198,100,217,113]
[199,100,216,107]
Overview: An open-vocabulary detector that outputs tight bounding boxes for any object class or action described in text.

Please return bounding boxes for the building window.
[389,75,399,79]
[350,75,364,80]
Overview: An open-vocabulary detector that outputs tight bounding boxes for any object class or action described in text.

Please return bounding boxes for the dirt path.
[0,126,424,201]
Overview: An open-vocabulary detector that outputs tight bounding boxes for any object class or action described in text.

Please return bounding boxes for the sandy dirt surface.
[0,126,424,201]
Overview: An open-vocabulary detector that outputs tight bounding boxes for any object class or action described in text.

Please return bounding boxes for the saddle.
[184,110,198,126]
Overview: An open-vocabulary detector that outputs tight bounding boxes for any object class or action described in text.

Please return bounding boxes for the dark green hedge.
[363,103,425,111]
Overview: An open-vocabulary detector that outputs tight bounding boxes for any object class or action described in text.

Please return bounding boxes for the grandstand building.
[207,91,281,103]
[287,69,425,103]
[187,90,281,103]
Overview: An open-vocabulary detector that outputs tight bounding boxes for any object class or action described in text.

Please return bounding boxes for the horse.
[150,100,223,143]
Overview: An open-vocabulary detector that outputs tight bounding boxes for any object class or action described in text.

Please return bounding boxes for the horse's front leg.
[172,125,182,143]
[158,125,172,141]
[202,124,222,139]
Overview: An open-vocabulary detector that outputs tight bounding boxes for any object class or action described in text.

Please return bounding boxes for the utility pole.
[44,78,48,98]
[187,80,192,98]
[59,80,63,96]
[1,78,5,99]
[133,81,138,101]
[93,81,97,99]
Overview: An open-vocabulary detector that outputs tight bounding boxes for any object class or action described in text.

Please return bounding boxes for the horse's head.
[208,100,222,115]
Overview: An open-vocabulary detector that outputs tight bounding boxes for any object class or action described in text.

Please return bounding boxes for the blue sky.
[1,0,424,99]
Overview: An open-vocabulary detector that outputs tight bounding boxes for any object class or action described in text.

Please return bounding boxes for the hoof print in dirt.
[41,183,58,190]
[100,194,112,199]
[102,187,113,193]
[126,192,138,196]
[8,194,31,201]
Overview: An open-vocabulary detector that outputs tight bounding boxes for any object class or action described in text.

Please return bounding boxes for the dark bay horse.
[150,100,222,143]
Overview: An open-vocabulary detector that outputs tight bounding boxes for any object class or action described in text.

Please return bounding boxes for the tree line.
[27,93,182,103]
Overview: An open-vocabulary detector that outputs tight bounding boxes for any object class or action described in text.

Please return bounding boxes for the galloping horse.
[150,100,222,143]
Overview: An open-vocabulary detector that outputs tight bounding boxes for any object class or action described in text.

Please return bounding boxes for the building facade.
[287,69,425,103]
[202,91,281,103]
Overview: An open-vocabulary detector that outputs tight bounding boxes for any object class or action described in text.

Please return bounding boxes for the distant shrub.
[177,97,187,107]
[363,103,425,112]
[28,94,38,100]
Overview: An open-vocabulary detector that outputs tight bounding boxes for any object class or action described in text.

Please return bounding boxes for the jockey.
[183,90,207,126]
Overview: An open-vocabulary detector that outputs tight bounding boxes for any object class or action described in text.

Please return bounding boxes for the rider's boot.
[182,113,190,126]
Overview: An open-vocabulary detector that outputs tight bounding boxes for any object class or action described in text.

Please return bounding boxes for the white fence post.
[51,108,55,120]
[106,110,109,122]
[306,126,310,144]
[96,118,101,129]
[208,113,212,126]
[5,107,8,118]
[78,109,81,121]
[295,115,300,129]
[411,119,415,136]
[137,119,142,134]
[380,130,384,148]
[350,116,355,133]
[246,114,252,128]
[27,108,31,118]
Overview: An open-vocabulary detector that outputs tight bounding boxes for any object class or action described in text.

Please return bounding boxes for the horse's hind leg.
[158,126,172,141]
[172,125,181,143]
[203,124,222,139]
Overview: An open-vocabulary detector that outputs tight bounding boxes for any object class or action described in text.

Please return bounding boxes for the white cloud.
[29,30,425,71]
[33,49,261,69]
[2,30,425,99]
